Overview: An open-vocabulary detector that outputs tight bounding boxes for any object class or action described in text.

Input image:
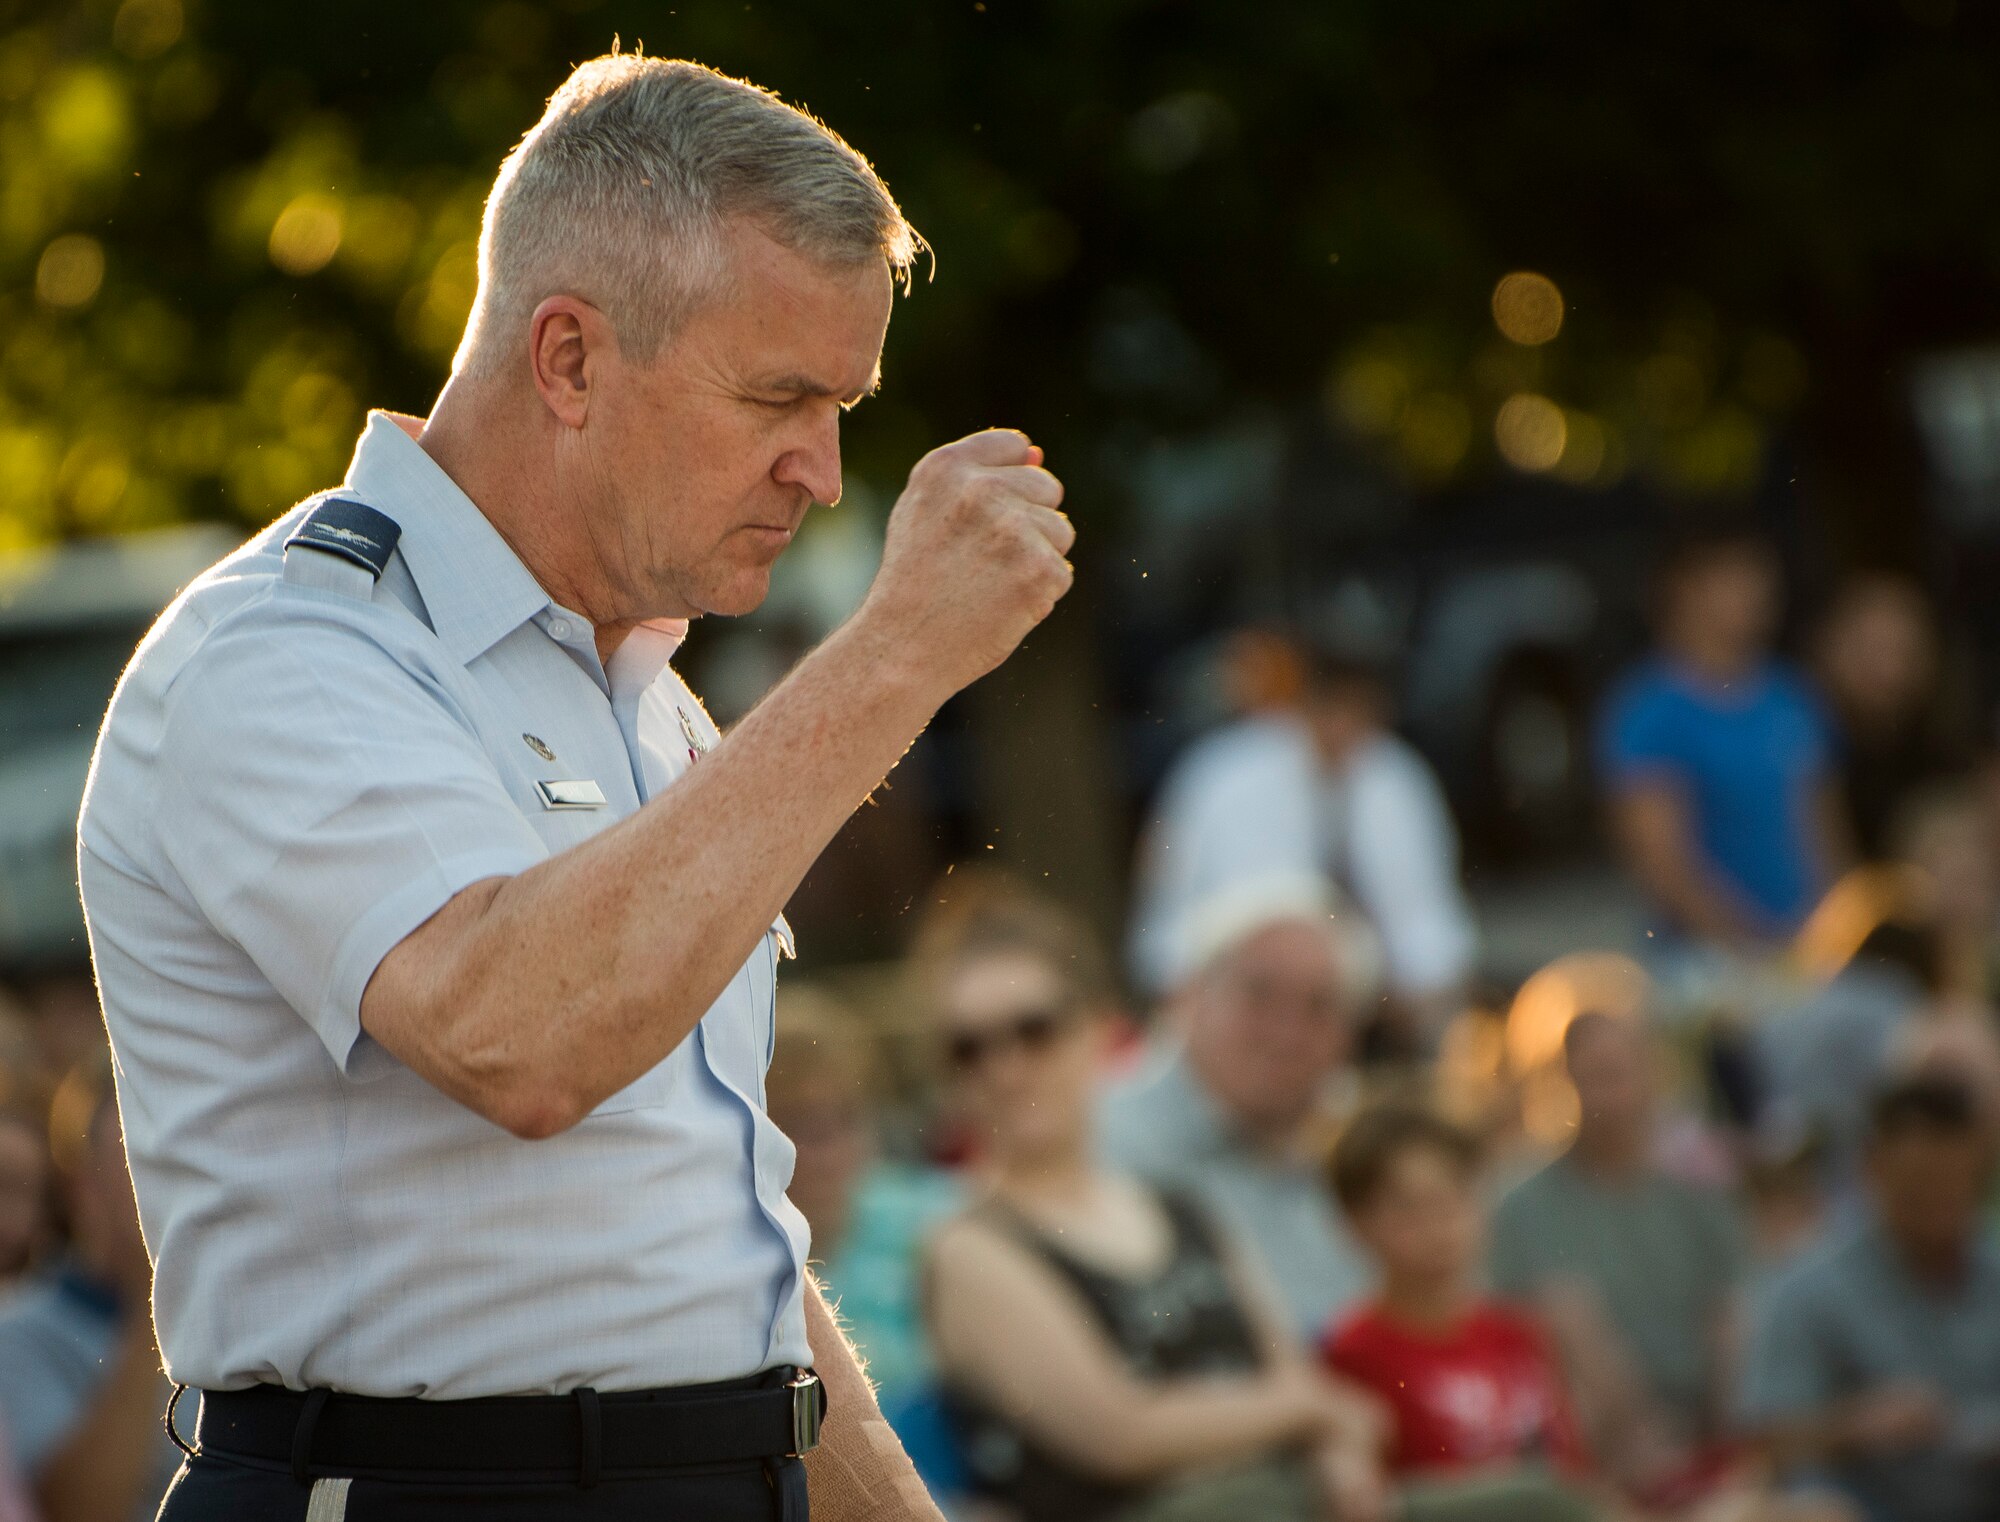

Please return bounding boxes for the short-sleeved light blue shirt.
[78,412,810,1398]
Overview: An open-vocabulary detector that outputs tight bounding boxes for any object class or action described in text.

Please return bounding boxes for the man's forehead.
[719,215,889,311]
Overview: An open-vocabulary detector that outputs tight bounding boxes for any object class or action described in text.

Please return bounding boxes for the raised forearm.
[365,429,1071,1137]
[367,611,937,1137]
[802,1276,944,1522]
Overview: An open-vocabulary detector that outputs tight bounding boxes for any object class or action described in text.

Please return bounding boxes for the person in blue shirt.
[1597,531,1850,949]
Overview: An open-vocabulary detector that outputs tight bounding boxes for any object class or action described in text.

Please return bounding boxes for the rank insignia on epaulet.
[284,498,402,581]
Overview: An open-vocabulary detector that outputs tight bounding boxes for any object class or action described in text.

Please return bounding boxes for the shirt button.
[548,619,571,640]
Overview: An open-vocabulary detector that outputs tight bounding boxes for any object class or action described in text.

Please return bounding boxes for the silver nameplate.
[535,778,607,811]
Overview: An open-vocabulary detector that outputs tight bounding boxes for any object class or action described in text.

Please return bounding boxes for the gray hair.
[456,53,923,377]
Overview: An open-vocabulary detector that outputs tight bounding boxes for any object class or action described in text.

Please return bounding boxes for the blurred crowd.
[5,524,2000,1521]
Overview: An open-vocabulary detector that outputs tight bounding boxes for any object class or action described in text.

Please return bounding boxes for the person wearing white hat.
[1099,874,1379,1345]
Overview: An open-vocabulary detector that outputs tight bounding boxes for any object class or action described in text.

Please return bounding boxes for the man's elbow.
[454,1055,595,1140]
[484,1083,586,1141]
[382,1001,589,1140]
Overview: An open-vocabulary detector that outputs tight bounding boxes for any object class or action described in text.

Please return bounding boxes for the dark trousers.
[158,1450,811,1520]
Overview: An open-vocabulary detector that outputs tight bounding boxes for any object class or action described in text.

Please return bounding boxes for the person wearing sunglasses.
[920,891,1387,1522]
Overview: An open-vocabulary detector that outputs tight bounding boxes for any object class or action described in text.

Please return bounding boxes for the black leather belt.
[189,1368,825,1485]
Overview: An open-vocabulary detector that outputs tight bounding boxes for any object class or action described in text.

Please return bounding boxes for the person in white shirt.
[1129,646,1477,1042]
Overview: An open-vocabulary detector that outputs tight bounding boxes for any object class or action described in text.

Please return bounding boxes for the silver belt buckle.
[786,1368,823,1457]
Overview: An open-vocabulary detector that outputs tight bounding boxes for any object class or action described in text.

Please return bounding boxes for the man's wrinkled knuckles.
[1004,511,1059,563]
[904,446,966,491]
[952,426,1035,465]
[1023,504,1076,553]
[913,429,1030,480]
[963,469,1017,510]
[1009,464,1066,508]
[978,463,1062,510]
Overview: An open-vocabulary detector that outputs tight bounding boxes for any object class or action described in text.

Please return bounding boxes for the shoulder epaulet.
[283,498,401,581]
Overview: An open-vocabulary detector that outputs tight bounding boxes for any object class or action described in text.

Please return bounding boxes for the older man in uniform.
[77,55,1072,1522]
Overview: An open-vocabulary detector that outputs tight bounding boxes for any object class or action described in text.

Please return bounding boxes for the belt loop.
[575,1386,601,1490]
[163,1383,197,1459]
[291,1387,331,1485]
[767,1454,810,1521]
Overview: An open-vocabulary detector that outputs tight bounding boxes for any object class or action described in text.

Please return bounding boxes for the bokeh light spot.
[1397,391,1471,482]
[0,426,59,532]
[59,436,131,524]
[269,194,344,276]
[1494,392,1567,472]
[338,194,421,287]
[0,30,51,105]
[1126,91,1235,174]
[1635,351,1708,427]
[1738,333,1808,412]
[1004,208,1079,284]
[112,0,183,60]
[150,51,219,125]
[38,67,132,176]
[1491,271,1564,346]
[1330,355,1409,436]
[280,371,357,451]
[403,241,481,359]
[36,234,105,309]
[1553,411,1608,484]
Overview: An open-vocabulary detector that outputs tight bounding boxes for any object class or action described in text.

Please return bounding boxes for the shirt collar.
[341,411,689,675]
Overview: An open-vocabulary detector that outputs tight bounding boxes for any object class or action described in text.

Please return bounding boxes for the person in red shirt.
[1323,1105,1603,1520]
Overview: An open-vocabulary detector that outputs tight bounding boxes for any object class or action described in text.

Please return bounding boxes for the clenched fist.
[857,429,1074,700]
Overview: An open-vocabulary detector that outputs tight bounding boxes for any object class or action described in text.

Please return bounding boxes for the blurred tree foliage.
[1,0,1995,558]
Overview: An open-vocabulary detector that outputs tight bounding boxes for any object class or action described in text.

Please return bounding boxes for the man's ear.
[528,295,616,429]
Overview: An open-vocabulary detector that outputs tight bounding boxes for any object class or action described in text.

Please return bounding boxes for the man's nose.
[776,411,842,506]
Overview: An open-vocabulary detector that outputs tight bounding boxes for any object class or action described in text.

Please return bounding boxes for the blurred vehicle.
[0,528,239,972]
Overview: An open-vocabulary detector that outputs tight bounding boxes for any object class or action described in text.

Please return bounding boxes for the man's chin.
[696,570,776,620]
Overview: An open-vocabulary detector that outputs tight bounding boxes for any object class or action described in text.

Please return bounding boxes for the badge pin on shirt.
[677,707,710,765]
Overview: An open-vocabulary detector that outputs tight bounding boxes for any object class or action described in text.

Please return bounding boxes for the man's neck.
[417,379,620,634]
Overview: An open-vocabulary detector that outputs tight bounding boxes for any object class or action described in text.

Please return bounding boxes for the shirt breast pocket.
[586,918,791,1116]
[589,1047,686,1116]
